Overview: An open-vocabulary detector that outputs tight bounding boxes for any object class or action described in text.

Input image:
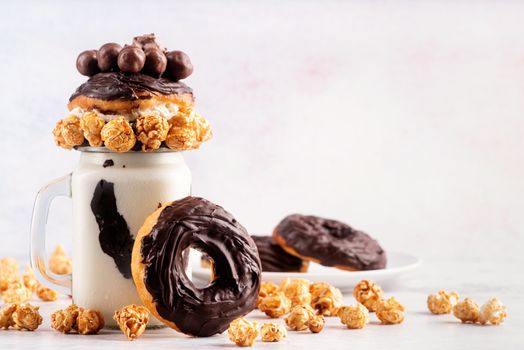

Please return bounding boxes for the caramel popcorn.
[12,303,43,331]
[113,304,150,340]
[227,317,259,347]
[353,279,383,312]
[376,297,405,325]
[101,117,136,152]
[80,112,105,147]
[36,284,58,301]
[2,279,32,303]
[22,267,38,292]
[165,111,212,151]
[338,303,370,329]
[479,298,507,325]
[308,315,325,333]
[257,281,279,308]
[453,298,479,324]
[260,322,287,342]
[427,290,458,315]
[135,115,170,151]
[284,304,316,331]
[53,116,85,149]
[51,308,76,333]
[49,245,72,275]
[0,258,19,292]
[77,309,105,335]
[310,283,342,316]
[0,304,17,329]
[282,278,311,307]
[258,292,291,318]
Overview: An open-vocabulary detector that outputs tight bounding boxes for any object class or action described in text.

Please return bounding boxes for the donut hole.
[184,247,214,289]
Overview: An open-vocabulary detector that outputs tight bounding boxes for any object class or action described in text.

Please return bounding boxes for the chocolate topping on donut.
[274,214,386,270]
[140,197,261,337]
[69,72,193,101]
[252,235,306,272]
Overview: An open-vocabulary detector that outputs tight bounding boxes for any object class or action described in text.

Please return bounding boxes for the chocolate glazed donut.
[132,196,261,337]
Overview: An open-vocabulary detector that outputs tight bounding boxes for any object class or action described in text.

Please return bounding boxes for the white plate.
[190,251,421,292]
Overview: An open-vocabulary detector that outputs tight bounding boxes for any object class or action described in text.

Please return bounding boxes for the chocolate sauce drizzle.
[70,72,193,101]
[140,197,261,337]
[90,180,134,279]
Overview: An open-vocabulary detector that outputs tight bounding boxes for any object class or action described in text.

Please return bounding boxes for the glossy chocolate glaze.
[90,180,134,278]
[274,214,386,270]
[69,72,193,101]
[252,235,305,272]
[140,197,261,337]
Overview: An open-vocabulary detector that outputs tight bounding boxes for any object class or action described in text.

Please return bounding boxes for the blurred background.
[0,0,523,264]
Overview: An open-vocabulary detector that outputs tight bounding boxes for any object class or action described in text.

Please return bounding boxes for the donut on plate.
[132,196,261,337]
[273,214,386,271]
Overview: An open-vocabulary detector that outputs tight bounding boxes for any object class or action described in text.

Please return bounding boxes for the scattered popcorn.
[51,307,76,333]
[453,298,479,324]
[479,298,506,325]
[2,279,32,303]
[376,297,405,325]
[49,245,73,275]
[284,304,316,331]
[258,292,291,318]
[77,309,105,335]
[260,322,287,342]
[310,282,342,316]
[308,315,325,333]
[51,304,104,335]
[80,112,105,147]
[135,115,170,151]
[101,117,136,152]
[227,317,259,347]
[114,304,150,340]
[22,267,38,292]
[257,281,279,308]
[282,278,311,307]
[353,279,383,312]
[0,257,19,292]
[36,284,59,302]
[0,303,42,331]
[338,303,370,329]
[427,290,458,315]
[165,110,212,151]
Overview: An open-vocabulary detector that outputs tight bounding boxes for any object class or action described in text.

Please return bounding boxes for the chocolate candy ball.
[76,50,100,76]
[117,46,146,73]
[143,48,167,77]
[165,51,193,81]
[98,43,122,71]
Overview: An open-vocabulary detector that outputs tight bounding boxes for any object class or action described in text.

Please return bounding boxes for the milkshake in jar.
[30,33,212,326]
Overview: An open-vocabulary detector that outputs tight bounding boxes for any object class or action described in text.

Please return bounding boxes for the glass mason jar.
[30,148,191,326]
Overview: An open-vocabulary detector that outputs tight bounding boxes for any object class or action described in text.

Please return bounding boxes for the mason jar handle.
[30,174,72,295]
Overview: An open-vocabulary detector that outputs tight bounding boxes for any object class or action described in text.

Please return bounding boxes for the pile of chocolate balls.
[76,33,193,81]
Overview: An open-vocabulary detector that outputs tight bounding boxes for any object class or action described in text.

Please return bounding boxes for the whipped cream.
[69,102,180,122]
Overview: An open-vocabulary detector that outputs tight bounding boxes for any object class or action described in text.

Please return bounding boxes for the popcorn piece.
[0,258,19,292]
[376,297,405,325]
[36,284,58,302]
[2,279,32,303]
[260,322,287,342]
[257,281,279,308]
[0,304,17,329]
[282,278,311,307]
[353,279,383,312]
[101,117,136,152]
[51,308,76,333]
[310,282,342,316]
[284,304,316,331]
[22,267,38,292]
[279,277,291,292]
[308,315,325,333]
[77,309,105,335]
[479,298,507,325]
[227,317,259,347]
[113,304,150,340]
[49,245,73,275]
[165,111,212,151]
[427,290,458,315]
[338,303,370,329]
[135,115,170,151]
[453,298,479,324]
[80,112,105,147]
[258,292,291,318]
[53,116,85,149]
[12,303,43,331]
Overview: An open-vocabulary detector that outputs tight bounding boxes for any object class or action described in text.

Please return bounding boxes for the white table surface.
[0,258,522,350]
